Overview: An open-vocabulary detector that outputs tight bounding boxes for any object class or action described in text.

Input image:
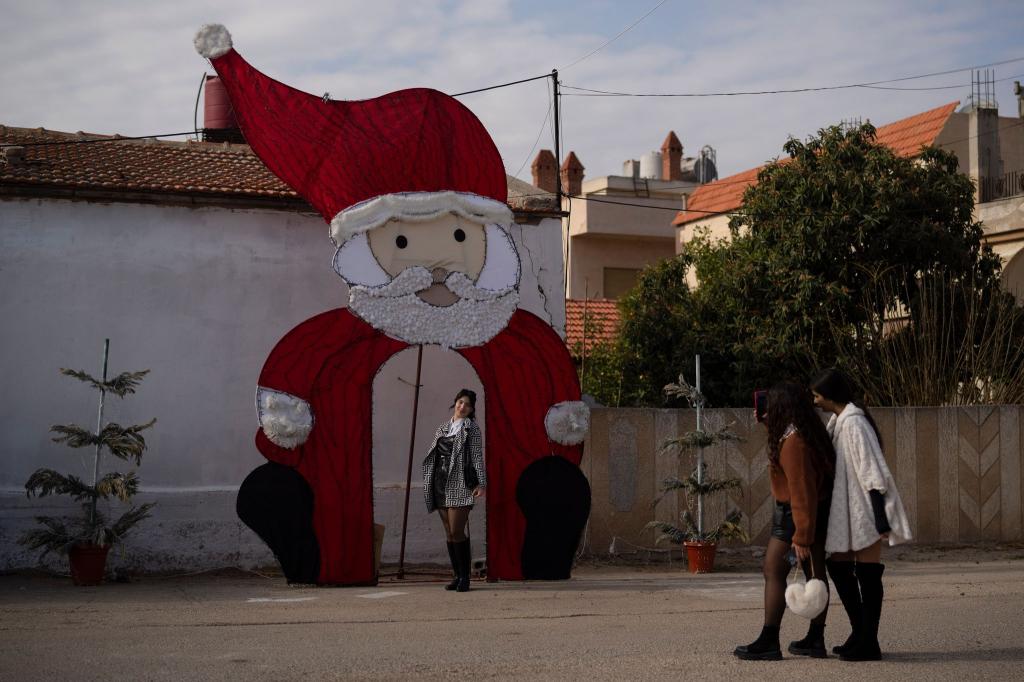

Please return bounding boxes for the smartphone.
[754,389,768,422]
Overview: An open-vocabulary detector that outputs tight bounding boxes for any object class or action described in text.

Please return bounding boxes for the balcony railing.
[979,169,1024,203]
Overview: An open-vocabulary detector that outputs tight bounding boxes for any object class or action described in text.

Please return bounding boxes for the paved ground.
[2,549,1023,681]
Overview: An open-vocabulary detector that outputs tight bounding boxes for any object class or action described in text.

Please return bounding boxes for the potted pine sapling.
[19,340,156,585]
[648,360,748,573]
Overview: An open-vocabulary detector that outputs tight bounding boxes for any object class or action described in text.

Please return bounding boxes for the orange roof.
[564,298,620,355]
[672,101,959,227]
[672,165,762,227]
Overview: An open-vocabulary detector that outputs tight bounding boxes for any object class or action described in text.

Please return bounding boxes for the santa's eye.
[453,228,466,243]
[396,235,408,249]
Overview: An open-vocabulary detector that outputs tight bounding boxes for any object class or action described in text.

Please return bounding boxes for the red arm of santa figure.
[255,308,375,467]
[459,309,590,581]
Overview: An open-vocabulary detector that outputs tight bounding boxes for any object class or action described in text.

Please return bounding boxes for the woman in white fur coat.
[812,368,911,662]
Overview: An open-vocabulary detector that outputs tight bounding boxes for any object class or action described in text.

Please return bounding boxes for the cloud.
[1,0,1021,184]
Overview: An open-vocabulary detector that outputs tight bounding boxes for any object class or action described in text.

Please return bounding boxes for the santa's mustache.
[357,266,513,301]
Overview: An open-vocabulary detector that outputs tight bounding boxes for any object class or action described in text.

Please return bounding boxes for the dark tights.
[763,537,828,627]
[437,507,471,542]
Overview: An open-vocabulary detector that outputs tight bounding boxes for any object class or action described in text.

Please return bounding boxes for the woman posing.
[735,382,836,661]
[812,368,912,661]
[422,389,486,592]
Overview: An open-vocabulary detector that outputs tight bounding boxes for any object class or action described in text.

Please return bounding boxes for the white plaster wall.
[0,197,565,572]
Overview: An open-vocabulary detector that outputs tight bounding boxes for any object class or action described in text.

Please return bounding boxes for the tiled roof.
[0,124,557,213]
[875,101,959,158]
[564,298,620,355]
[672,165,762,227]
[0,125,300,202]
[672,101,959,227]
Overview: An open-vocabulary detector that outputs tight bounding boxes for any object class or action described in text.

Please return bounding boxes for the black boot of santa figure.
[841,563,884,661]
[827,559,863,655]
[444,542,459,591]
[734,625,782,660]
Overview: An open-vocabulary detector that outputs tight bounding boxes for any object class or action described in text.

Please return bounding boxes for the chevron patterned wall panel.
[584,406,1024,554]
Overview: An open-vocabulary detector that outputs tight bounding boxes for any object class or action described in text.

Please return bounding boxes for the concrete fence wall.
[580,406,1024,555]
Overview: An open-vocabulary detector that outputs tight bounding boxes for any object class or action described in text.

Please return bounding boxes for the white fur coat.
[825,404,912,553]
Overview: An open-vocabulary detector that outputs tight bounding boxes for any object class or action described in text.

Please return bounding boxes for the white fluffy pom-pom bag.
[785,563,829,619]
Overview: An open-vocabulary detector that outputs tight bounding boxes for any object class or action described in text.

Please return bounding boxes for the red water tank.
[203,75,238,130]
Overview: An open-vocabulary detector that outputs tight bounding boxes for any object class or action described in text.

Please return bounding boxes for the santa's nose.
[431,267,448,284]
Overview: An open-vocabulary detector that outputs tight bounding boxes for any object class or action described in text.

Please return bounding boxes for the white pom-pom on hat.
[785,577,829,619]
[545,401,590,446]
[194,24,233,59]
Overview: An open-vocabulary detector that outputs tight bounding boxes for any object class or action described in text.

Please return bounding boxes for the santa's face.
[368,215,486,307]
[335,210,521,349]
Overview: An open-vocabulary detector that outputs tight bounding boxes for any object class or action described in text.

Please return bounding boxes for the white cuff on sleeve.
[257,387,313,449]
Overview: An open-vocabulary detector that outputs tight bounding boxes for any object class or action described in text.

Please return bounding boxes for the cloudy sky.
[2,0,1022,181]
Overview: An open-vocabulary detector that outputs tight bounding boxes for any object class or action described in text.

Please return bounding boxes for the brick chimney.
[560,152,585,196]
[661,131,683,181]
[531,149,558,193]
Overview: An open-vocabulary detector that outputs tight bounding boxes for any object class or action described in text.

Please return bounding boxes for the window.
[603,267,641,299]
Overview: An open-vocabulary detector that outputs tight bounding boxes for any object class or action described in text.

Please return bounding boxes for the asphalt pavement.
[2,550,1023,681]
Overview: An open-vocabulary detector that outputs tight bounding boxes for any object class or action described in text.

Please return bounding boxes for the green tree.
[609,123,1006,406]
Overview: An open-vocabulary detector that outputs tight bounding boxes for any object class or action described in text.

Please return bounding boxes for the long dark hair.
[450,388,477,420]
[766,381,835,476]
[810,368,882,449]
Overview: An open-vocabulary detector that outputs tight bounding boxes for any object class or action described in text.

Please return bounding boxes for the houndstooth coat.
[422,419,486,512]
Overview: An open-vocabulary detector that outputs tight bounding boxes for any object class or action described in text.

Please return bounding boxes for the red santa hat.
[194,24,513,245]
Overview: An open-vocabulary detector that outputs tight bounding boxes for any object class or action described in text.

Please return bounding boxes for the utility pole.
[552,69,561,205]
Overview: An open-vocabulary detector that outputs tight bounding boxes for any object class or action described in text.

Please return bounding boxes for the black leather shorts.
[771,499,830,543]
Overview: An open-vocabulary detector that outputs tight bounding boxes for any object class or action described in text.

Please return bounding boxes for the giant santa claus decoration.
[194,24,591,585]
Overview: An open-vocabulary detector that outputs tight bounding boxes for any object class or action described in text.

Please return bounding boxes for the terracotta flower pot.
[683,540,717,574]
[68,543,110,586]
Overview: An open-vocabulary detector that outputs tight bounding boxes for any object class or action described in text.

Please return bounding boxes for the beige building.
[532,132,717,299]
[674,95,1024,297]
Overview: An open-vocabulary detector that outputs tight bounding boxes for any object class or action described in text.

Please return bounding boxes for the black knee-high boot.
[827,559,862,655]
[444,542,459,591]
[454,539,471,592]
[841,563,884,661]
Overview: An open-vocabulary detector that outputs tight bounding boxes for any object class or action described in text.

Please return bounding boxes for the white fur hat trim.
[195,24,233,59]
[329,191,513,246]
[785,577,829,619]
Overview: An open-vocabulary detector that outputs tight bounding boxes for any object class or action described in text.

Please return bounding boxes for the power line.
[561,0,671,71]
[450,73,550,98]
[561,56,1024,97]
[512,81,554,179]
[861,73,1024,91]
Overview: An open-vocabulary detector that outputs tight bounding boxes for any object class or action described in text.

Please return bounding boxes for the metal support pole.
[90,339,110,525]
[695,354,703,535]
[396,345,425,579]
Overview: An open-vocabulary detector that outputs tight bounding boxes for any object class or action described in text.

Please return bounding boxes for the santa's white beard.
[348,266,520,349]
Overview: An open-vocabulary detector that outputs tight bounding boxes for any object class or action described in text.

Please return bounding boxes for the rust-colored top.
[770,431,830,546]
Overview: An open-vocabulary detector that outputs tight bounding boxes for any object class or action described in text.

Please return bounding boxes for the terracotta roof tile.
[875,101,959,158]
[564,298,620,355]
[0,126,299,201]
[672,101,959,226]
[0,124,555,212]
